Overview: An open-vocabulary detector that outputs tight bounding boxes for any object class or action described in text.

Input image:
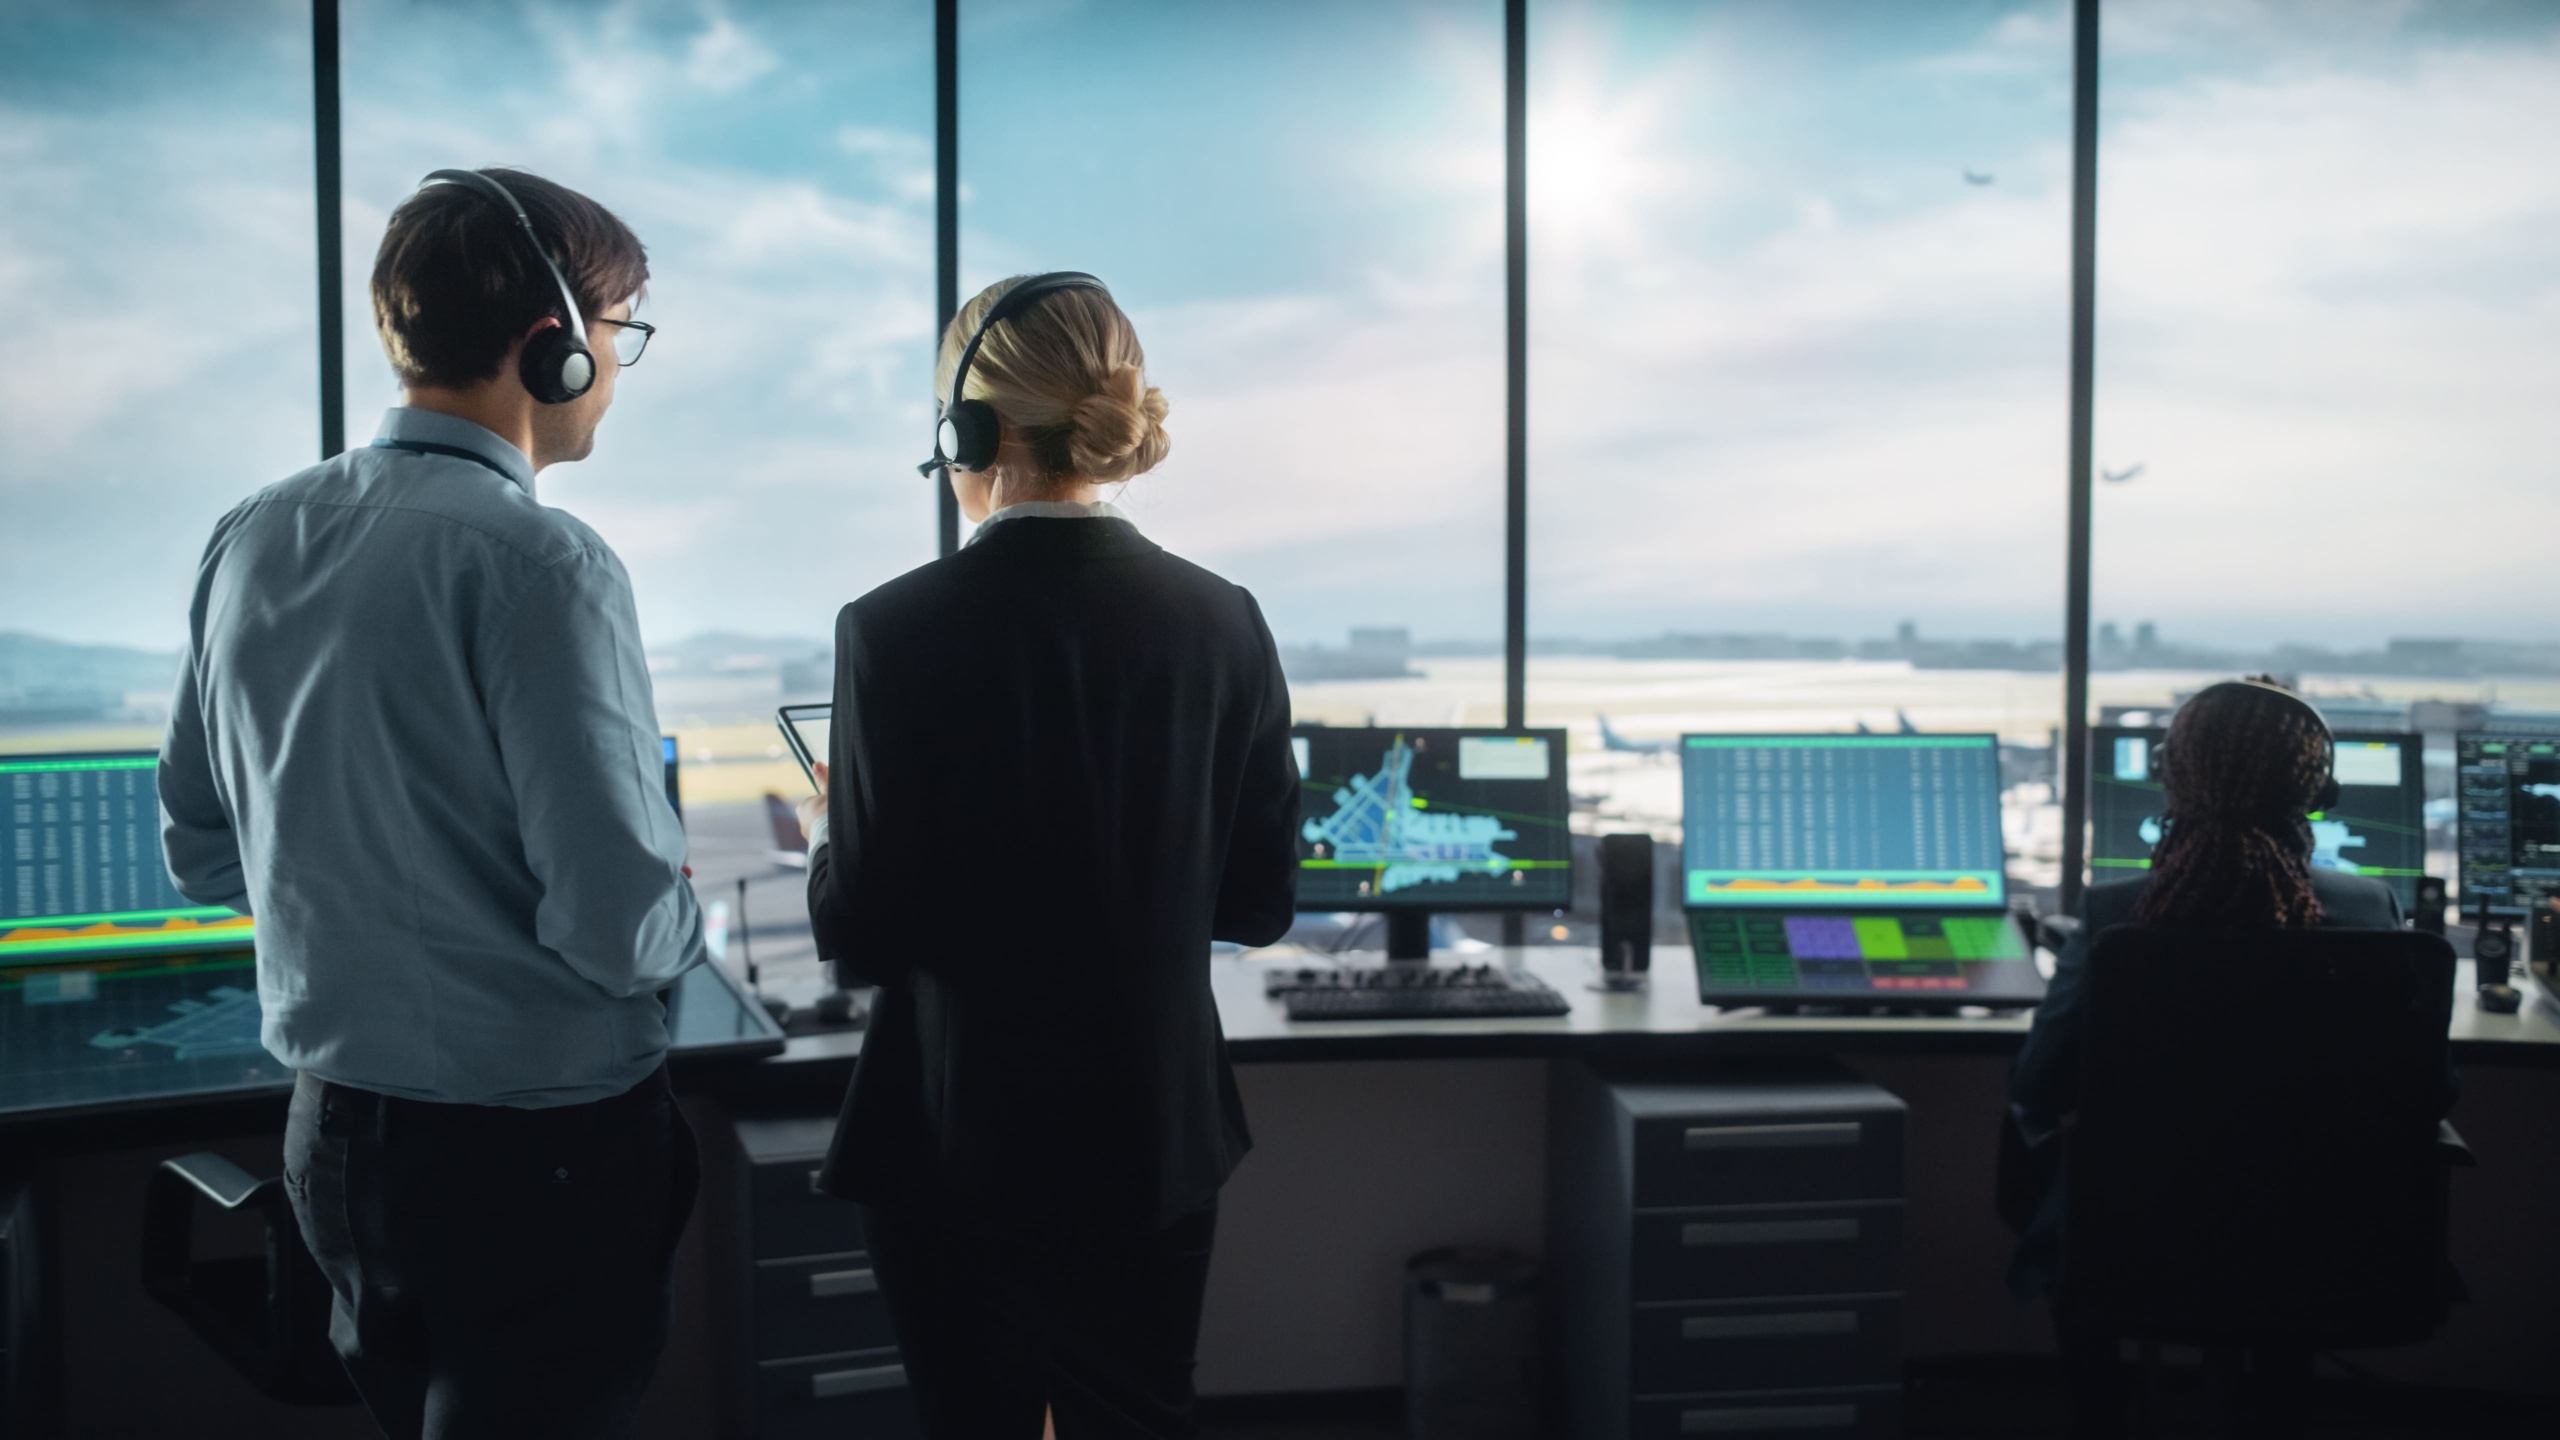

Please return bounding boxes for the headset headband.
[918,271,1110,477]
[421,169,587,340]
[2169,678,2339,815]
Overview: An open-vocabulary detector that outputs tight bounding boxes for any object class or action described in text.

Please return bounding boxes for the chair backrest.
[140,1154,355,1406]
[2062,925,2456,1349]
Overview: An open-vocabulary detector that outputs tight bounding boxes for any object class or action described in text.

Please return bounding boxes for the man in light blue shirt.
[159,167,702,1438]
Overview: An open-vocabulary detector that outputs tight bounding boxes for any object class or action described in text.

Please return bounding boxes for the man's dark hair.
[371,167,649,390]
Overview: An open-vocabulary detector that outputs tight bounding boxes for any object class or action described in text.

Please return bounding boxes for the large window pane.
[342,1,934,1008]
[2091,1,2560,904]
[962,0,1507,726]
[1,1,315,745]
[1526,1,2075,900]
[342,0,934,787]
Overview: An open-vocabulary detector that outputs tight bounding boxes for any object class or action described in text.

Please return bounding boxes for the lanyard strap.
[372,438,520,484]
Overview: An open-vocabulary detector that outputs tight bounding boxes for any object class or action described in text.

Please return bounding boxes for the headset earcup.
[945,399,1001,471]
[2313,775,2342,813]
[521,328,596,406]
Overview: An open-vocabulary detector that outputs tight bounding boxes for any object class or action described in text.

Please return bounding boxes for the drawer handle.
[1681,1402,1858,1432]
[1683,1310,1857,1340]
[810,1268,879,1299]
[1681,1218,1859,1247]
[1685,1122,1861,1151]
[811,1362,906,1399]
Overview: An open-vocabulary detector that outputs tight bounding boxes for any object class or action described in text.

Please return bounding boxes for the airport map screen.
[2458,734,2560,918]
[2091,727,2426,910]
[4,753,254,965]
[1291,728,1572,910]
[1679,734,2007,908]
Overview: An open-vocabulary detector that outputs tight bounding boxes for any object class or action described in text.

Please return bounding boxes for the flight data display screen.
[2090,727,2426,911]
[1680,735,2006,909]
[2458,734,2560,917]
[4,753,254,964]
[1292,728,1572,910]
[1687,909,2044,1004]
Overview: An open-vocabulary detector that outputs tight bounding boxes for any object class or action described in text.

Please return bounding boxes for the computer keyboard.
[1266,964,1572,1021]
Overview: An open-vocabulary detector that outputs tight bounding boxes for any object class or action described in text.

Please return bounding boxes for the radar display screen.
[4,753,254,964]
[1680,734,2006,909]
[1291,727,1572,910]
[2091,727,2426,911]
[2457,733,2560,918]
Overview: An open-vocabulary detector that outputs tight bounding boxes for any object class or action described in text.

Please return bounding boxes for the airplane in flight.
[2102,463,2146,484]
[1963,168,1996,186]
[1597,715,1678,756]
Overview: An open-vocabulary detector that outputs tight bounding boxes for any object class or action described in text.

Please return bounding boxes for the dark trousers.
[861,1197,1220,1440]
[283,1067,699,1439]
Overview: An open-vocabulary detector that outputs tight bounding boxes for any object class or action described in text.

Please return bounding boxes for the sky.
[2,0,2554,657]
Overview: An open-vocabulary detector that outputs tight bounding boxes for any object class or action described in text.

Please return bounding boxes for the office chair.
[140,1153,355,1405]
[2057,926,2467,1436]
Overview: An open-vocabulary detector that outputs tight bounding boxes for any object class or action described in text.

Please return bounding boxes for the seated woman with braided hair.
[2004,676,2412,1299]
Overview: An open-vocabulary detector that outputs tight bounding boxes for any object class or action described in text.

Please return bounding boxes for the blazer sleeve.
[1211,591,1299,947]
[807,603,913,987]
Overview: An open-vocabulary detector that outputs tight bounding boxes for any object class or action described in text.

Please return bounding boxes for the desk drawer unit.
[727,1116,918,1438]
[755,1347,920,1440]
[754,1251,899,1362]
[1632,1385,1902,1439]
[1631,1202,1902,1302]
[1550,1064,1908,1439]
[1631,1295,1899,1393]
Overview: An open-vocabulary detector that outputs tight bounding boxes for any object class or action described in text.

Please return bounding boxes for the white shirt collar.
[965,499,1132,547]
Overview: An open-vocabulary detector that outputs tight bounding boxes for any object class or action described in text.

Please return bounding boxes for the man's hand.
[795,760,829,842]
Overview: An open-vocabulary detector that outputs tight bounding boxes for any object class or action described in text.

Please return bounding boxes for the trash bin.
[1405,1246,1538,1440]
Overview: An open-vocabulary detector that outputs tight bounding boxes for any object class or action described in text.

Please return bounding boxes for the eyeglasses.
[599,317,654,367]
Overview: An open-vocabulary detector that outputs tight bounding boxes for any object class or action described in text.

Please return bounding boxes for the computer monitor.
[661,735,683,820]
[2091,726,2426,911]
[1291,726,1572,957]
[2,752,254,965]
[2457,732,2560,919]
[1679,733,2044,1008]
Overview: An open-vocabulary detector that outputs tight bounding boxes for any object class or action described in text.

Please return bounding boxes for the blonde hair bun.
[1068,364,1171,483]
[938,276,1173,488]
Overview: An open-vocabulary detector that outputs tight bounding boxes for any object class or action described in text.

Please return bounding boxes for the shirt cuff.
[806,813,829,859]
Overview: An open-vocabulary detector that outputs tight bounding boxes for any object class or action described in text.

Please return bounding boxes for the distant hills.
[0,631,180,726]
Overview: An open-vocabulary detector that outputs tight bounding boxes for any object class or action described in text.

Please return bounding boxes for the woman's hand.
[795,760,829,842]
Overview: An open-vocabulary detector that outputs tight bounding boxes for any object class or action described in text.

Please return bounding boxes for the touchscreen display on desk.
[1688,909,2039,999]
[3,752,256,964]
[1680,733,2043,1007]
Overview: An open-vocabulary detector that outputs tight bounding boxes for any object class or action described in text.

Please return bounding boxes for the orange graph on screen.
[1704,877,1994,895]
[1,914,255,944]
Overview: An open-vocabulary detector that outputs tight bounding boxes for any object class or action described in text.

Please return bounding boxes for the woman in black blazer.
[800,274,1298,1439]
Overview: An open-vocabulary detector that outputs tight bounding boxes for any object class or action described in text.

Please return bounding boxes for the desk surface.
[1210,944,2560,1067]
[0,951,785,1125]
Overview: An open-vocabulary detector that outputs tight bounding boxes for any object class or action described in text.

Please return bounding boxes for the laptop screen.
[2,752,255,964]
[1680,733,2008,910]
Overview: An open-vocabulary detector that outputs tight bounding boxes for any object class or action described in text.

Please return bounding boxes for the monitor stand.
[1384,911,1432,962]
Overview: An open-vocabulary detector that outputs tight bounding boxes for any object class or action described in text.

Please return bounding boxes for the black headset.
[2161,678,2341,814]
[916,272,1110,477]
[418,169,597,406]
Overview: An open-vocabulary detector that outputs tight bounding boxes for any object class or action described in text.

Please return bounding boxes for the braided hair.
[2130,677,2331,929]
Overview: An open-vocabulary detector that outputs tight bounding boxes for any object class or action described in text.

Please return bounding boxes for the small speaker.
[2412,876,2447,937]
[2532,907,2557,971]
[1598,833,1654,980]
[2474,917,2514,989]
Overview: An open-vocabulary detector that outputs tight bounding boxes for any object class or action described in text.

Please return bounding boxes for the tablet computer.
[776,703,830,790]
